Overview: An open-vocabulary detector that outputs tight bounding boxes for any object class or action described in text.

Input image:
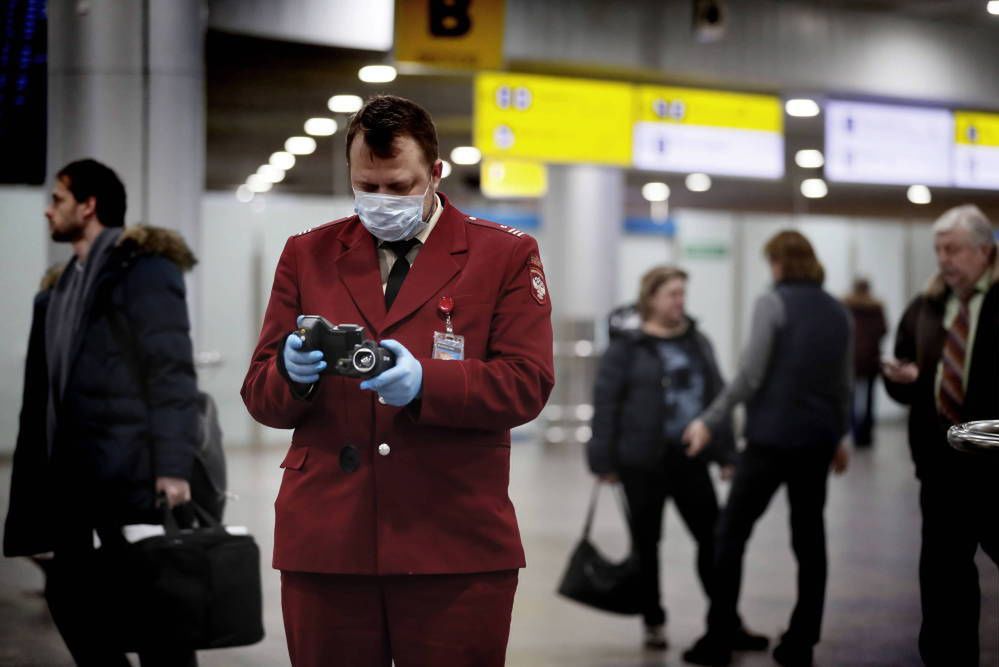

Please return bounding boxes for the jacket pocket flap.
[280,446,308,470]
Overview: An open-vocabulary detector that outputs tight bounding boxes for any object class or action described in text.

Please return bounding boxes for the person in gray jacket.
[682,231,852,667]
[588,266,766,653]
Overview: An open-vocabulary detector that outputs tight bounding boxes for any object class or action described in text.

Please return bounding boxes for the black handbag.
[557,482,644,615]
[104,501,265,651]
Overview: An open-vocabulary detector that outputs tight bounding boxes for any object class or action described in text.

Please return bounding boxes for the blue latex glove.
[283,316,326,384]
[359,339,423,406]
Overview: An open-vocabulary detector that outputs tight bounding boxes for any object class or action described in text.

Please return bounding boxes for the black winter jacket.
[587,321,737,475]
[4,226,199,556]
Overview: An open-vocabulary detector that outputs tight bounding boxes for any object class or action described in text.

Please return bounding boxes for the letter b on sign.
[430,0,472,37]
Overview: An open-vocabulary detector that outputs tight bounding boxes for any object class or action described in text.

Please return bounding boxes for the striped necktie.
[939,294,972,425]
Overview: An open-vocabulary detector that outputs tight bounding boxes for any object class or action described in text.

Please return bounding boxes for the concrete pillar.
[539,165,624,445]
[47,0,205,335]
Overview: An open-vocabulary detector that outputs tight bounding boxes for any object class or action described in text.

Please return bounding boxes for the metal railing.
[947,420,999,453]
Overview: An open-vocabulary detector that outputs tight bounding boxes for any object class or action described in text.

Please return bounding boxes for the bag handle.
[157,494,221,535]
[581,482,631,539]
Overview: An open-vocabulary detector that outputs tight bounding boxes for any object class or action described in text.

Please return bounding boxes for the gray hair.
[932,204,994,248]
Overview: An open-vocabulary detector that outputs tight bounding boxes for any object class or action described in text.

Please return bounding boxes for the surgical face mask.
[353,183,431,242]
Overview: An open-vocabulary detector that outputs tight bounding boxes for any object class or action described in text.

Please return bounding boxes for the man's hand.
[881,358,918,385]
[831,443,850,476]
[360,339,423,406]
[682,419,712,457]
[283,316,326,385]
[156,477,191,509]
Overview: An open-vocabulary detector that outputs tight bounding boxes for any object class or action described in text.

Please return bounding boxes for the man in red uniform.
[241,95,554,666]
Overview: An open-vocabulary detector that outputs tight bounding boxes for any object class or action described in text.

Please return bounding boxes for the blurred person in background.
[587,266,767,654]
[3,159,200,667]
[842,277,887,447]
[883,204,999,667]
[682,231,852,667]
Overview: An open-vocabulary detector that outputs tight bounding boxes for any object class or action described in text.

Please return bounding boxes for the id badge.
[432,331,465,360]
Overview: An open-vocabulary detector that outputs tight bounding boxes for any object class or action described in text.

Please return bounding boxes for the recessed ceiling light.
[795,149,825,169]
[285,136,317,155]
[269,151,295,170]
[246,174,273,193]
[641,182,671,202]
[304,117,337,137]
[256,164,285,183]
[685,173,712,192]
[328,94,363,113]
[800,178,828,198]
[786,98,821,117]
[907,185,932,205]
[450,146,481,165]
[440,160,452,179]
[358,65,397,83]
[235,184,254,203]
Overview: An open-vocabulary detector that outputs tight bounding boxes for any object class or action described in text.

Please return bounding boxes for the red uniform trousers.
[281,569,518,667]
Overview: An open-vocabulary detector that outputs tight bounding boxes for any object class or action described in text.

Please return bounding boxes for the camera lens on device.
[352,348,376,373]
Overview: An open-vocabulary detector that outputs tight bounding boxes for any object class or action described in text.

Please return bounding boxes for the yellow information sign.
[633,85,784,178]
[954,110,999,189]
[474,72,633,166]
[480,159,548,198]
[395,0,504,70]
[635,85,782,132]
[955,111,999,148]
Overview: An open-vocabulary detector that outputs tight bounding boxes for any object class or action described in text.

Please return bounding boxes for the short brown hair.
[764,230,824,284]
[637,265,688,321]
[345,95,439,167]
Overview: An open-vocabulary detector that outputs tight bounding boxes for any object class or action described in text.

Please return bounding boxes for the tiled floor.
[1,422,996,666]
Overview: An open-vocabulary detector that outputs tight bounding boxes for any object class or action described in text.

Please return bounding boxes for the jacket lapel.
[382,198,469,333]
[334,217,387,335]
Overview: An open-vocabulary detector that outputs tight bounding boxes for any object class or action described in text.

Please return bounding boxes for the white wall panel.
[0,188,48,452]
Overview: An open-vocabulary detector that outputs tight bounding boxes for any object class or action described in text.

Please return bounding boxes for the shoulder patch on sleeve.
[529,266,548,305]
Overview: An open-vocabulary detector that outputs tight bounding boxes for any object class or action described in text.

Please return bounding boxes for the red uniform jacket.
[242,194,555,575]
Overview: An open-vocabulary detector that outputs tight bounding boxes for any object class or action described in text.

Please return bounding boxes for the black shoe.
[731,626,769,651]
[773,641,813,667]
[682,634,732,666]
[643,624,668,650]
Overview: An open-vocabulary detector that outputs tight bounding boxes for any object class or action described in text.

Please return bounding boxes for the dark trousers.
[619,450,719,627]
[850,375,878,446]
[45,549,198,667]
[707,445,834,648]
[281,569,518,667]
[918,454,999,667]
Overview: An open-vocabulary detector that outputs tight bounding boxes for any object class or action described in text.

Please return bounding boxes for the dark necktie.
[939,294,973,424]
[383,239,420,309]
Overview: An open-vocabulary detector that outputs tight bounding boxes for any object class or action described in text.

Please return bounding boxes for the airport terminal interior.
[1,1,998,665]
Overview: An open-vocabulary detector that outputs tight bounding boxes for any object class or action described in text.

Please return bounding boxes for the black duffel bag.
[103,501,264,652]
[557,482,643,615]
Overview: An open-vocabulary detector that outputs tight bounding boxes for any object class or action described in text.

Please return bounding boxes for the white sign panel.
[633,123,784,179]
[954,145,999,190]
[825,101,953,186]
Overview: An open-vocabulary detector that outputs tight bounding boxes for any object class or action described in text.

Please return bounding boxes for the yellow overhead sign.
[474,71,633,166]
[955,111,999,148]
[480,159,548,198]
[635,85,783,132]
[395,0,504,70]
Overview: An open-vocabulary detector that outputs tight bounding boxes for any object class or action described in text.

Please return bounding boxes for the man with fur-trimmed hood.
[4,159,200,666]
[883,204,999,667]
